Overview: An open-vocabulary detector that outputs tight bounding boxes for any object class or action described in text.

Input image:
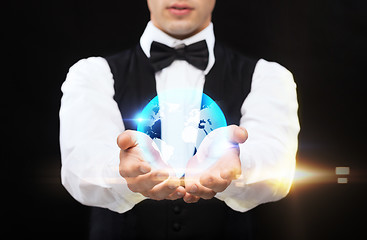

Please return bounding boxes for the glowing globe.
[136,90,227,177]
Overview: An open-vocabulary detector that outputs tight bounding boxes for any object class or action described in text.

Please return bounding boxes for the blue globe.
[136,90,227,176]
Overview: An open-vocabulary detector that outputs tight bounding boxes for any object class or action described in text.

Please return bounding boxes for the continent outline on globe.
[136,89,227,177]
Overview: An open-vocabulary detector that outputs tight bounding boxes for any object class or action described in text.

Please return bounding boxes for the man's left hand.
[183,125,248,203]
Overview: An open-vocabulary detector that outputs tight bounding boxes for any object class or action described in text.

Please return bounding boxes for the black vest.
[89,42,257,240]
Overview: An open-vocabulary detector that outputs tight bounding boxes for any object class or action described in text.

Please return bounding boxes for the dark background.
[8,0,367,239]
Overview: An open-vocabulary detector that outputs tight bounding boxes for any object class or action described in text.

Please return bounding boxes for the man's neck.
[150,20,211,40]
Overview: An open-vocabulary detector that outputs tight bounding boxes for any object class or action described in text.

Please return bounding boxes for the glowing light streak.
[292,164,335,185]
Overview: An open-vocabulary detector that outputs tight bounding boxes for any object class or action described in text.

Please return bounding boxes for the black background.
[8,0,367,239]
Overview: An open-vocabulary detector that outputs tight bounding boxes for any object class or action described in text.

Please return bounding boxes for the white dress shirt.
[140,22,215,177]
[59,21,300,213]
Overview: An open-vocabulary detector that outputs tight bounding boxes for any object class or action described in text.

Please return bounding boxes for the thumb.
[117,130,137,150]
[228,125,248,144]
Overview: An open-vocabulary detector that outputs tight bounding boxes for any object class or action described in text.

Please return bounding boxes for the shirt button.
[172,222,181,232]
[173,205,181,214]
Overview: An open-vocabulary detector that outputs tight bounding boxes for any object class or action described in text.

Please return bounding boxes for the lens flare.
[292,162,351,186]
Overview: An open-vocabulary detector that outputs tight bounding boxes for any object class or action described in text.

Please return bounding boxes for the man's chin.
[165,22,201,39]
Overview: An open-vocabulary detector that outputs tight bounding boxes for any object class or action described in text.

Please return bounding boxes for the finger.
[117,130,137,150]
[166,186,186,200]
[186,183,216,200]
[200,174,231,193]
[127,170,169,193]
[184,175,200,197]
[183,193,200,203]
[148,178,181,200]
[228,125,248,144]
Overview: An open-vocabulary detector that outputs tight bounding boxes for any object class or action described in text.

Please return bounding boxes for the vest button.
[172,205,181,214]
[172,222,181,231]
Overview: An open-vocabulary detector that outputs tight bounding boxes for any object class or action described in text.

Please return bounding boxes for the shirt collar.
[140,21,215,74]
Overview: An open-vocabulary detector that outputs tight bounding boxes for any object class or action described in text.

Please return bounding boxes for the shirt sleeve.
[59,57,146,213]
[215,59,300,212]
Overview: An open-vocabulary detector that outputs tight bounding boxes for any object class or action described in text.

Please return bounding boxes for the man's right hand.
[117,130,186,200]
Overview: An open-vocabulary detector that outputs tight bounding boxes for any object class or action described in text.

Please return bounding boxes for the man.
[60,0,300,239]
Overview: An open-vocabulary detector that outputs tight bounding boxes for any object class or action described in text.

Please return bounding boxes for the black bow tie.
[149,40,209,72]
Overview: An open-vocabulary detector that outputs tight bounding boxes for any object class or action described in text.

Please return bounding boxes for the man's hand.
[183,125,248,203]
[117,130,186,200]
